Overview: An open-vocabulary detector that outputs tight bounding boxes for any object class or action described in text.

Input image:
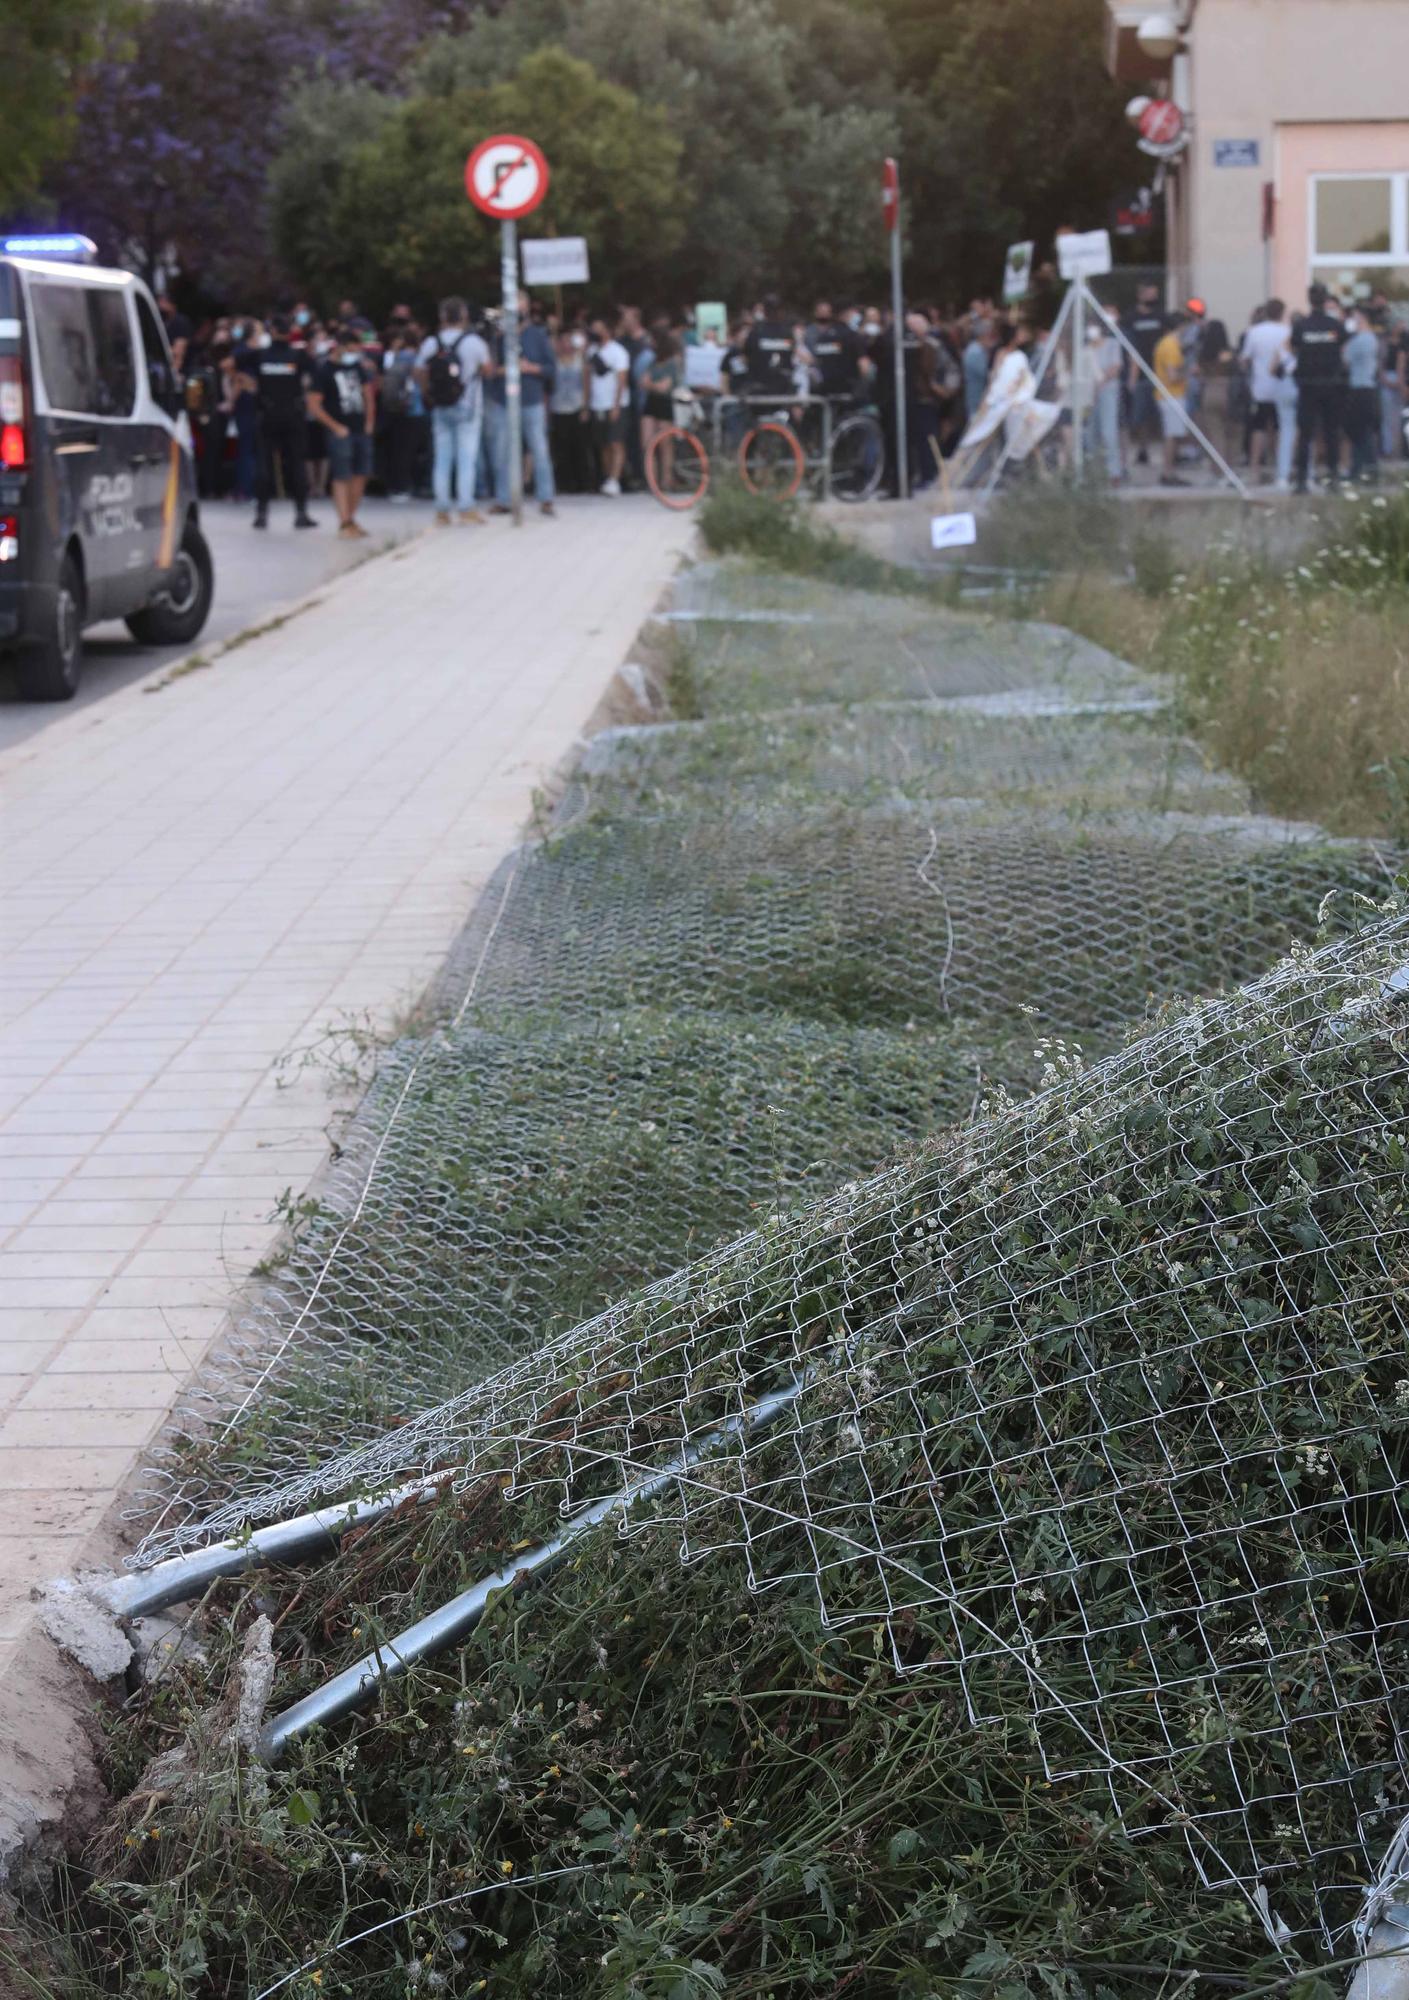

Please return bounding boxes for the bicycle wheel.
[738,421,805,500]
[828,411,885,502]
[646,426,710,510]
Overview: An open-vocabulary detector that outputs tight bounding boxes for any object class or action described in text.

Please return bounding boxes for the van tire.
[125,520,213,647]
[16,552,84,701]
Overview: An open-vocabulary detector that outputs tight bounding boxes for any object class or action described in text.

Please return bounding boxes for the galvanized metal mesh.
[124,560,1409,1941]
[148,908,1409,1948]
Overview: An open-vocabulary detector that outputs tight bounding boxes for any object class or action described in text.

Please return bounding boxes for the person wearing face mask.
[309,323,377,538]
[249,310,318,530]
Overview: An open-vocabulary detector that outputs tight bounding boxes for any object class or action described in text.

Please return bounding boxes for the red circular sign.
[1139,99,1185,148]
[465,135,550,221]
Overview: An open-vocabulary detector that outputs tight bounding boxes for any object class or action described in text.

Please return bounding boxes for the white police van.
[0,236,213,700]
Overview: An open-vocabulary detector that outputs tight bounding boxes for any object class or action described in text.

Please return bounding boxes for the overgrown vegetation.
[16,539,1409,1999]
[1034,487,1409,840]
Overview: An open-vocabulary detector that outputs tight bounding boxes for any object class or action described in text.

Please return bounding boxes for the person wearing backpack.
[415,296,490,525]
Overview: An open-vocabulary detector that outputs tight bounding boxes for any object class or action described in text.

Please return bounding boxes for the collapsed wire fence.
[116,558,1409,1971]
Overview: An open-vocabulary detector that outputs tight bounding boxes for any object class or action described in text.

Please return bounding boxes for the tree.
[289,49,684,318]
[46,0,485,296]
[0,0,122,217]
[873,0,1140,299]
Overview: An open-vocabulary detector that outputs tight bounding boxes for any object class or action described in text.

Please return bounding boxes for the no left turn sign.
[465,134,550,220]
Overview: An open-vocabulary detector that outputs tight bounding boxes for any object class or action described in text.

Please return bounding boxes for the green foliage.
[268,78,397,305]
[0,0,124,213]
[699,482,938,597]
[282,48,683,314]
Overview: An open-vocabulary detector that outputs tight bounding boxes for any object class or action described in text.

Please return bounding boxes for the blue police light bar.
[1,233,98,262]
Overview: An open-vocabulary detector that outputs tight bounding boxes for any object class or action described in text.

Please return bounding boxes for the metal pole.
[1072,275,1086,477]
[501,217,523,526]
[257,1378,806,1763]
[890,177,908,501]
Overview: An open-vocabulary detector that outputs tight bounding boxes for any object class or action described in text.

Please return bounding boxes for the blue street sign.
[1213,139,1261,169]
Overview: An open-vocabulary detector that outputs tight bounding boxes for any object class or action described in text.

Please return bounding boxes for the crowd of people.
[157,273,1409,526]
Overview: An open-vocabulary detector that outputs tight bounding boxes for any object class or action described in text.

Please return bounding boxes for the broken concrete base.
[0,1629,109,1895]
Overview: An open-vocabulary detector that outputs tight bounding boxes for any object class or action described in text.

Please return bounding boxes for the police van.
[0,237,213,700]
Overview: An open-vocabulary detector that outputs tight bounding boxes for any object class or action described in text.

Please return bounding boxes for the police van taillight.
[0,514,17,561]
[0,354,26,468]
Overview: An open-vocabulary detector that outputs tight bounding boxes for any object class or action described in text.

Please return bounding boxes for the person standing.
[1343,309,1382,483]
[1125,285,1167,468]
[1153,310,1192,487]
[309,324,377,538]
[1382,316,1407,463]
[550,326,590,494]
[378,329,420,503]
[485,292,557,517]
[1240,299,1296,491]
[805,300,864,405]
[963,317,995,431]
[587,314,630,496]
[249,310,317,530]
[1292,283,1347,493]
[416,296,489,527]
[640,327,683,490]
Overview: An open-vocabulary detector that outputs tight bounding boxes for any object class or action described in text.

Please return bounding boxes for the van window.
[29,281,137,418]
[89,289,137,416]
[30,281,98,414]
[134,291,179,416]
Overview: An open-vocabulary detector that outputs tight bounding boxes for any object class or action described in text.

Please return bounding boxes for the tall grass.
[1041,488,1409,839]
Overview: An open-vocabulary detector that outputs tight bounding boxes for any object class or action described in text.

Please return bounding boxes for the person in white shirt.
[587,313,630,495]
[415,296,490,525]
[1240,300,1296,490]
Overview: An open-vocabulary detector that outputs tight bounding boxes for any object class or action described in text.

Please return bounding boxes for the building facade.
[1106,0,1409,329]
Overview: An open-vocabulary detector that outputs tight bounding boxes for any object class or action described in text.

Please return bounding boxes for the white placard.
[1002,241,1034,304]
[1057,229,1113,281]
[684,343,723,391]
[931,512,977,552]
[521,236,590,286]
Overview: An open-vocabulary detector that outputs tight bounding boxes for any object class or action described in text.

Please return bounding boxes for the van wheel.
[16,552,84,701]
[125,521,214,646]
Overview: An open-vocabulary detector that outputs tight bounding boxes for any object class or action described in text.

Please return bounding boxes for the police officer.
[743,294,798,401]
[1292,282,1348,494]
[249,309,318,529]
[804,300,865,404]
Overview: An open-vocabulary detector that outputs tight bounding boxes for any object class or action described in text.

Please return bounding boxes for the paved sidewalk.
[0,496,444,756]
[0,498,688,1747]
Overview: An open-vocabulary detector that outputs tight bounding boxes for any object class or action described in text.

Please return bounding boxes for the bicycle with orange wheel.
[645,393,885,510]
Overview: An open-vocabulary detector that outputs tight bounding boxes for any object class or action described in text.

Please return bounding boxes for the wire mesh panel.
[144,913,1409,1948]
[566,702,1253,826]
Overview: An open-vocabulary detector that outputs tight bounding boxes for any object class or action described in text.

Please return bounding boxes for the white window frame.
[1308,171,1408,270]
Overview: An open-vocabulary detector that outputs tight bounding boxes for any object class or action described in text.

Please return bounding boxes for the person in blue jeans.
[415,297,490,526]
[485,291,558,516]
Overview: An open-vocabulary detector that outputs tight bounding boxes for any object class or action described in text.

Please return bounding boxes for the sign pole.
[1072,274,1086,477]
[501,217,522,527]
[884,157,908,501]
[466,134,550,529]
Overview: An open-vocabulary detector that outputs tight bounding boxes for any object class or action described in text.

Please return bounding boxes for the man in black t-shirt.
[1292,283,1348,492]
[309,328,376,538]
[805,300,864,402]
[1125,285,1167,464]
[250,312,318,528]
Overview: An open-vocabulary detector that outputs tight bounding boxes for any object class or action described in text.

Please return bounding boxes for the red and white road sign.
[1138,99,1185,149]
[465,135,550,221]
[882,156,899,233]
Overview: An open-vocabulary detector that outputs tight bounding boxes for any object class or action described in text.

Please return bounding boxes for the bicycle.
[645,391,885,510]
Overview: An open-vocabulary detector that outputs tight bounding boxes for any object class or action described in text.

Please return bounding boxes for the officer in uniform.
[804,300,865,405]
[743,295,798,402]
[1291,283,1348,494]
[249,310,318,529]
